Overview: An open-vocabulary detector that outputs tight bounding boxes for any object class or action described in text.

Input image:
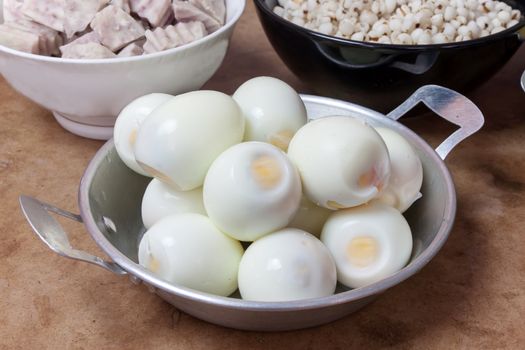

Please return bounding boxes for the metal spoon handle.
[387,85,484,160]
[19,195,127,275]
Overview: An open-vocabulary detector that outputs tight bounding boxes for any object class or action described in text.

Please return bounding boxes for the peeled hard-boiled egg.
[288,196,332,237]
[373,127,423,212]
[203,142,301,242]
[141,178,206,229]
[321,203,413,289]
[288,116,391,210]
[138,213,243,296]
[134,90,245,191]
[114,93,173,176]
[232,76,307,151]
[238,228,337,301]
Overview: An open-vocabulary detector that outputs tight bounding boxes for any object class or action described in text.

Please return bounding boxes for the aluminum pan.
[77,94,457,329]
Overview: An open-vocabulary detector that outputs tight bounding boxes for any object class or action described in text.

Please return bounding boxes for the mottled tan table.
[1,2,525,349]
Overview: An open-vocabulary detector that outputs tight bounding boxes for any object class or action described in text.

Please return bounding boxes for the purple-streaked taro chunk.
[157,7,175,28]
[189,0,226,25]
[21,0,65,32]
[3,0,25,22]
[69,31,100,45]
[176,21,207,44]
[0,25,40,53]
[173,1,221,33]
[112,0,131,13]
[5,19,63,56]
[142,20,207,54]
[118,41,144,56]
[61,42,116,59]
[129,0,173,27]
[63,0,110,38]
[143,26,183,53]
[59,31,100,55]
[90,5,145,52]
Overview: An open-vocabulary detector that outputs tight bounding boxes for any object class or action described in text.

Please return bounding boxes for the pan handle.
[518,24,525,42]
[386,85,484,160]
[314,41,397,69]
[19,195,127,275]
[314,41,439,74]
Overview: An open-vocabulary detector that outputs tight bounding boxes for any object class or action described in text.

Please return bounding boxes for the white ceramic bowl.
[0,0,245,139]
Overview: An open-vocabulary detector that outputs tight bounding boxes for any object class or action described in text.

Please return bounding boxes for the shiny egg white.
[288,116,391,210]
[134,90,245,191]
[238,228,337,301]
[233,76,307,151]
[373,127,423,212]
[321,203,413,289]
[203,142,302,242]
[114,93,173,176]
[141,178,206,229]
[138,213,243,296]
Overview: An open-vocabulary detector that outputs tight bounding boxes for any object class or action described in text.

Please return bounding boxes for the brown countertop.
[1,2,525,349]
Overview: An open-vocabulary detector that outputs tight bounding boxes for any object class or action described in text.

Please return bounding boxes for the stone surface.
[1,1,525,349]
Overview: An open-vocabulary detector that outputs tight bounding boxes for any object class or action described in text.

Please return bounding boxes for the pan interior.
[85,98,454,299]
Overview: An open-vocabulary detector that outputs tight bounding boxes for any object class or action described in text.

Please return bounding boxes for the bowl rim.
[0,0,246,64]
[253,0,525,51]
[78,94,457,312]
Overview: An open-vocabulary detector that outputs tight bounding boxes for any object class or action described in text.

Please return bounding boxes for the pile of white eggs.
[113,76,423,302]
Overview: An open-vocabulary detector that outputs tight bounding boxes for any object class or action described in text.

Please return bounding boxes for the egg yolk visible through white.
[321,203,413,289]
[346,236,380,267]
[287,116,391,210]
[373,127,423,212]
[133,90,245,190]
[114,93,173,176]
[203,142,302,242]
[251,155,283,189]
[233,76,307,151]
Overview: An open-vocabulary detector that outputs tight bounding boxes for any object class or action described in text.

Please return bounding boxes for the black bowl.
[254,0,525,112]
